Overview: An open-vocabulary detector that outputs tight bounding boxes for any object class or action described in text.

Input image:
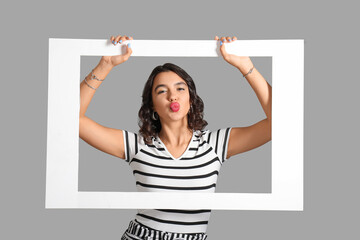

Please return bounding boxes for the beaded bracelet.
[243,66,255,78]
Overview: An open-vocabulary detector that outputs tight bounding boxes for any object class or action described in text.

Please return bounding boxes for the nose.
[168,90,178,102]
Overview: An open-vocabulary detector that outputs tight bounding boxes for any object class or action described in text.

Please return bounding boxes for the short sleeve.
[206,127,232,163]
[122,130,143,163]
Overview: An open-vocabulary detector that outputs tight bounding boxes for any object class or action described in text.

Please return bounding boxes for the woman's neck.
[158,124,193,146]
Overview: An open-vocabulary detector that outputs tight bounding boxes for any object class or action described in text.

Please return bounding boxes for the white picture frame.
[46,38,304,210]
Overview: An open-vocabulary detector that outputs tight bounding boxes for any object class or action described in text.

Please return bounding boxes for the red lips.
[170,102,180,112]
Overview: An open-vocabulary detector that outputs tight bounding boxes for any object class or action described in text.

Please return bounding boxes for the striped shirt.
[122,128,232,234]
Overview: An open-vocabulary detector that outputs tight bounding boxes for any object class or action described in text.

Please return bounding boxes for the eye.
[157,90,166,94]
[177,88,185,91]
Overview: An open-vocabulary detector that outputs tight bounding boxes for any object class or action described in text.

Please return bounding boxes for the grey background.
[79,56,271,193]
[1,0,359,239]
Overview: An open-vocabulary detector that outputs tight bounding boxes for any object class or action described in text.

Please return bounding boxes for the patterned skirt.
[121,219,208,240]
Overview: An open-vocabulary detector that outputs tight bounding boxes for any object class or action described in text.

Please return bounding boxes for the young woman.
[79,35,272,240]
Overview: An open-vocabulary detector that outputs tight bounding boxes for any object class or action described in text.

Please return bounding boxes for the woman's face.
[151,71,191,123]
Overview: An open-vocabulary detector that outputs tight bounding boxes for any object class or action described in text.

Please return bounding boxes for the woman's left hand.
[215,36,254,75]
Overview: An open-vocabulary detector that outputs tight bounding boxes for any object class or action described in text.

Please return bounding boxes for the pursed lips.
[170,102,180,112]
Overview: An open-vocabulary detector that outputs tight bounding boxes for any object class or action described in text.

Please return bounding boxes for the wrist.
[236,57,253,75]
[237,64,254,76]
[99,57,115,70]
[91,58,114,80]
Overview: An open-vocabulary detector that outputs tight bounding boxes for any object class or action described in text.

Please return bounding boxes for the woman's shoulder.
[195,128,232,143]
[193,129,210,143]
[194,129,208,136]
[194,128,229,135]
[123,129,147,146]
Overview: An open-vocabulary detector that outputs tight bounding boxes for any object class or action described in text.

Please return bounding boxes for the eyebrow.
[154,82,187,92]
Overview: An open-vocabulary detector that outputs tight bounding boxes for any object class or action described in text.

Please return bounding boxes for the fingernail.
[119,40,122,43]
[112,40,115,44]
[232,37,235,40]
[127,43,131,48]
[228,39,231,42]
[220,41,223,46]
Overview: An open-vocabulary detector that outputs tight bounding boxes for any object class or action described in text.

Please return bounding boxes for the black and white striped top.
[122,128,232,234]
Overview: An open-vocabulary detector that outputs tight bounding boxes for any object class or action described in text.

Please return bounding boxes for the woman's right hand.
[101,35,133,67]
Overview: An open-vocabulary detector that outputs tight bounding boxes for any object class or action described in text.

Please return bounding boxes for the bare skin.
[215,36,272,158]
[151,71,193,158]
[79,34,271,160]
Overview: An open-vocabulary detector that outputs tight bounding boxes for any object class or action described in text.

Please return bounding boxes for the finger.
[219,40,229,60]
[219,36,227,46]
[215,36,219,41]
[111,36,116,45]
[114,35,122,44]
[123,35,130,43]
[123,43,133,61]
[119,35,129,44]
[232,36,237,41]
[226,36,232,42]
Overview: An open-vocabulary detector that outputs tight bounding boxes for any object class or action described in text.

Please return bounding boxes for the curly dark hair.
[138,63,208,144]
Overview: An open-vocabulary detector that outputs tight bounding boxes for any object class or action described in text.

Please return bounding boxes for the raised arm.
[79,35,133,159]
[215,36,272,158]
